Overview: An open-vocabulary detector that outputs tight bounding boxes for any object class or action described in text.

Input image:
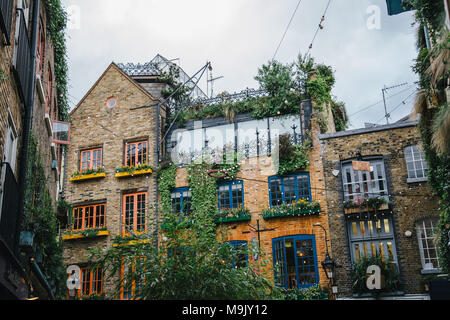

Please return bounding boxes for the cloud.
[62,0,421,128]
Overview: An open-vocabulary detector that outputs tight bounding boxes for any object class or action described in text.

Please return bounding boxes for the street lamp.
[313,223,335,280]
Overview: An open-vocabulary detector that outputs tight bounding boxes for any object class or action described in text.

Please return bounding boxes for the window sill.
[44,113,53,137]
[35,74,46,104]
[62,230,109,241]
[407,177,428,184]
[421,268,442,275]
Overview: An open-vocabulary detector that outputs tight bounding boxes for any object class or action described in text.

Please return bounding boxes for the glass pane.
[270,179,282,207]
[384,219,390,234]
[283,177,296,204]
[354,244,360,263]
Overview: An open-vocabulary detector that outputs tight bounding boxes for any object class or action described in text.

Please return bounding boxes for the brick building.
[0,0,68,299]
[164,95,336,293]
[319,120,441,299]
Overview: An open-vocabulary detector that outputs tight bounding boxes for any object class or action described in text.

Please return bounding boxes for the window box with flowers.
[215,206,252,224]
[115,163,153,178]
[262,199,321,220]
[343,196,389,215]
[62,228,109,241]
[70,167,106,182]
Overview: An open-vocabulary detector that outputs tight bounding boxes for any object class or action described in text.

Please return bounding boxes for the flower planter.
[262,207,321,220]
[215,215,252,224]
[115,168,153,178]
[112,238,152,247]
[70,172,106,182]
[344,203,389,215]
[62,230,109,241]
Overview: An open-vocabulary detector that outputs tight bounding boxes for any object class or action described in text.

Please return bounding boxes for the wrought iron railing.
[0,0,14,45]
[0,162,20,251]
[13,9,32,102]
[174,88,269,111]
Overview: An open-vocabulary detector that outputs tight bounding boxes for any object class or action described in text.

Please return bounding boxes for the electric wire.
[375,89,418,124]
[349,84,415,118]
[305,0,332,56]
[272,0,303,61]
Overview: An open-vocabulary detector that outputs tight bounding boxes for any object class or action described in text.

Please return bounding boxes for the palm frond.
[431,103,450,155]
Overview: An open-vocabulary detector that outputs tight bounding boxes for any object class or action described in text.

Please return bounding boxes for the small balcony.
[0,162,20,250]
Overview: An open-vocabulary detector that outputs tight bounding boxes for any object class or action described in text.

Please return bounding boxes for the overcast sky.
[61,0,421,129]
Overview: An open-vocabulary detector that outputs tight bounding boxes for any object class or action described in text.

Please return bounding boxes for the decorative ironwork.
[177,88,269,110]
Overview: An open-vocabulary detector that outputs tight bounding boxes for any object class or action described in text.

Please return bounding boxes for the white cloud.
[62,0,420,128]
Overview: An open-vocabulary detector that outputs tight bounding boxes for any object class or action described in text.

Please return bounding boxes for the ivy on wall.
[43,0,69,121]
[410,0,450,273]
[22,134,66,298]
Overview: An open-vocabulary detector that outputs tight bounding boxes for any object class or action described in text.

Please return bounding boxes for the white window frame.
[3,109,18,172]
[416,218,441,273]
[404,145,428,183]
[342,159,388,202]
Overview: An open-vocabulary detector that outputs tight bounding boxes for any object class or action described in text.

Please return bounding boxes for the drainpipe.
[16,0,40,255]
[154,103,160,249]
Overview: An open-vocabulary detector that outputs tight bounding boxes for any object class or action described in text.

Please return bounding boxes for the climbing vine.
[22,134,66,299]
[411,0,450,273]
[43,0,69,121]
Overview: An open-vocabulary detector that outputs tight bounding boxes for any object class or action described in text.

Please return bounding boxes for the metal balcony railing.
[0,162,20,251]
[13,9,32,102]
[0,0,14,45]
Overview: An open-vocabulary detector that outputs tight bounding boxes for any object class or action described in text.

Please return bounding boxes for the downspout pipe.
[16,0,40,255]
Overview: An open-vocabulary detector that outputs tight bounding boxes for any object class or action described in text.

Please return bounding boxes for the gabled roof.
[70,62,162,116]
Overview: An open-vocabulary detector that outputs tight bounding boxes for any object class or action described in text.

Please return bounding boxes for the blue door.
[272,235,319,289]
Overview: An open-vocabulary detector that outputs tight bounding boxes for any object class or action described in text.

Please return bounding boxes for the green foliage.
[43,0,69,121]
[412,2,450,273]
[262,199,321,220]
[343,196,388,209]
[23,134,66,299]
[90,161,281,300]
[70,166,105,178]
[280,284,328,300]
[410,0,446,45]
[351,256,400,298]
[114,163,153,173]
[0,68,8,80]
[277,134,310,175]
[170,54,348,133]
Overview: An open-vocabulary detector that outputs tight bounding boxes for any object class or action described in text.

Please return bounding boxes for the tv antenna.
[207,66,223,98]
[381,82,408,124]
